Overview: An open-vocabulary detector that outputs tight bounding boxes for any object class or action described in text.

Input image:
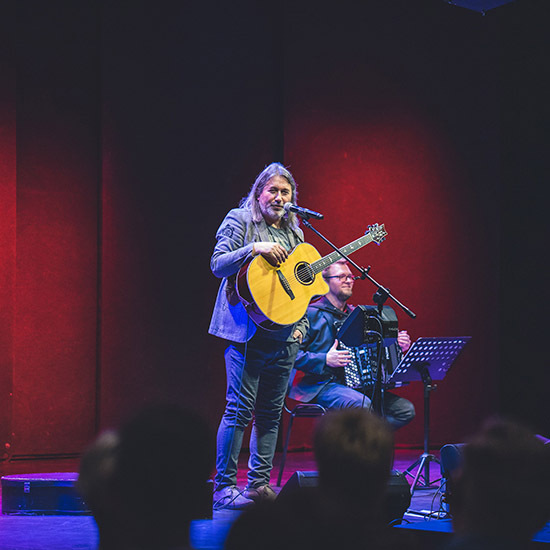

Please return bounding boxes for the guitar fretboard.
[311,234,374,274]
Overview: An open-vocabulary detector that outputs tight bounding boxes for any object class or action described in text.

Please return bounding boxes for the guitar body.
[237,243,329,330]
[236,223,387,330]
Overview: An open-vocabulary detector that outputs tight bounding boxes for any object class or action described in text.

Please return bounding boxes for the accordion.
[338,340,402,389]
[337,305,401,390]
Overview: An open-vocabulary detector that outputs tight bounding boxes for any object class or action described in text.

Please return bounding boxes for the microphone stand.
[300,215,416,416]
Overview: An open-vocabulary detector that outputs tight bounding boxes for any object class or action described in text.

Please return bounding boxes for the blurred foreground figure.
[78,404,214,550]
[313,406,394,519]
[225,409,417,550]
[446,417,550,550]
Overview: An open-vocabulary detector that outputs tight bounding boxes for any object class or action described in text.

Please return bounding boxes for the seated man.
[289,259,415,430]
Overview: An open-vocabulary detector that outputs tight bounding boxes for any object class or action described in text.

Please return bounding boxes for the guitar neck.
[312,234,374,274]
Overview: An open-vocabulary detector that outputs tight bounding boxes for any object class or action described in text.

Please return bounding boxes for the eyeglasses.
[324,274,355,282]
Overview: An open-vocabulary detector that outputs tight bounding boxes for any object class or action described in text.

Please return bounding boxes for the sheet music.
[389,336,471,385]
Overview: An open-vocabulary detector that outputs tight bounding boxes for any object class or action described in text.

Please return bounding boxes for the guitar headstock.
[366,223,387,245]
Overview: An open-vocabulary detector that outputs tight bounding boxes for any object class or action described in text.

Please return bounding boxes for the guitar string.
[274,234,377,288]
[278,244,365,287]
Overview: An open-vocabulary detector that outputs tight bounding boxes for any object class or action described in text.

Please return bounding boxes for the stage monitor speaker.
[441,435,550,477]
[440,443,464,479]
[439,443,465,515]
[277,469,411,524]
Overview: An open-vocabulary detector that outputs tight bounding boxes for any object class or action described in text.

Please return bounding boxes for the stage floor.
[0,449,548,549]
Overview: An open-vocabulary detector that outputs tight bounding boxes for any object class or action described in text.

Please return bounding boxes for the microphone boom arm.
[300,217,416,319]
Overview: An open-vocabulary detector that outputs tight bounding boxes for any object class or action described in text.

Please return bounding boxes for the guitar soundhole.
[295,262,314,285]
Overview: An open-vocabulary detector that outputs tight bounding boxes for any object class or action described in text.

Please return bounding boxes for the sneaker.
[244,484,278,503]
[213,485,254,511]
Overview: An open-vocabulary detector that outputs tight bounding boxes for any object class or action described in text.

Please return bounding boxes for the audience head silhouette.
[450,416,550,545]
[78,402,214,550]
[314,407,394,510]
[225,408,398,550]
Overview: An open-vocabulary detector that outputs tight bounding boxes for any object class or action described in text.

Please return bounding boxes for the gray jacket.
[208,207,308,343]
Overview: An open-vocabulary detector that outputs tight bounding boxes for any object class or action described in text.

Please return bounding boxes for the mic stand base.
[403,365,441,495]
[404,452,441,493]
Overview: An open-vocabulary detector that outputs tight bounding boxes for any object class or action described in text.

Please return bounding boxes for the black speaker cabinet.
[1,473,90,515]
[278,469,411,524]
[1,474,213,519]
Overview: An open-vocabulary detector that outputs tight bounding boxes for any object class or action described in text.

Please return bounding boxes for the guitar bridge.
[276,270,295,300]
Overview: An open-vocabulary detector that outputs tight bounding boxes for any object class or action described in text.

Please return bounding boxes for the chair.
[276,399,326,486]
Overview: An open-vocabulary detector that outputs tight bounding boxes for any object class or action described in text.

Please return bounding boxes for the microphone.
[283,203,324,220]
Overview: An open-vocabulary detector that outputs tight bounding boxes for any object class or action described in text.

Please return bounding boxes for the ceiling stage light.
[445,0,516,15]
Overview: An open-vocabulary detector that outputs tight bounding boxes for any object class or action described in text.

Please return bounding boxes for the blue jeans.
[215,335,299,489]
[313,382,415,430]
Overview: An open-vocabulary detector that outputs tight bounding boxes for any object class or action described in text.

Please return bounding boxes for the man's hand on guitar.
[326,339,352,368]
[253,242,288,267]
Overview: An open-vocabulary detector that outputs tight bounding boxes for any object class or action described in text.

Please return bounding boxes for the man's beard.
[336,288,353,303]
[265,204,284,220]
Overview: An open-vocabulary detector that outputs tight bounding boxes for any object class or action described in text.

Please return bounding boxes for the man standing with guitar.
[209,163,309,510]
[289,259,415,430]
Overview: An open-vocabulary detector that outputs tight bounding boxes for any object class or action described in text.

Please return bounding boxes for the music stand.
[387,336,471,495]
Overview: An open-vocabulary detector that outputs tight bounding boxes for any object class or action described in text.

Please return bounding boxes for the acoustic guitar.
[236,224,387,330]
